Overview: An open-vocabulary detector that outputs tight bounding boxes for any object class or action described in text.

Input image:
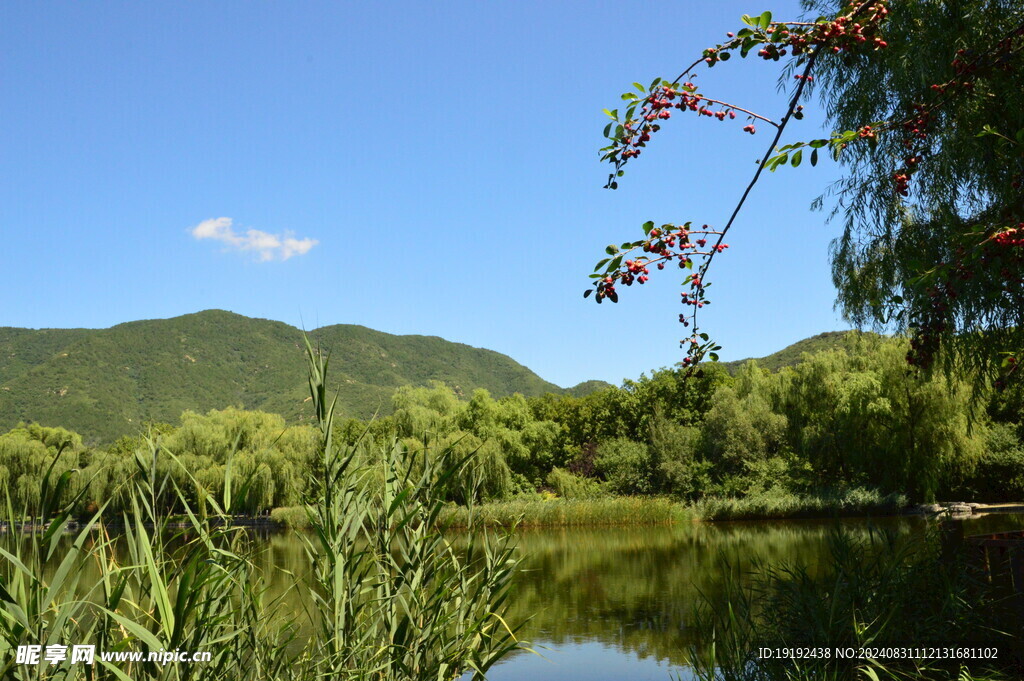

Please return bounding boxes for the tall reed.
[0,340,526,680]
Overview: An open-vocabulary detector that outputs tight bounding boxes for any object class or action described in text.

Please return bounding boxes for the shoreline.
[6,500,1023,534]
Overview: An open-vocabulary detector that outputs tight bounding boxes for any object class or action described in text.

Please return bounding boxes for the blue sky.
[1,1,855,388]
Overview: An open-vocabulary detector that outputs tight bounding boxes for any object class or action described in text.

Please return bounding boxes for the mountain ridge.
[721,330,873,373]
[0,310,608,443]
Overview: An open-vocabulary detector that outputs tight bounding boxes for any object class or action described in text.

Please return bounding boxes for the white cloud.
[190,217,318,261]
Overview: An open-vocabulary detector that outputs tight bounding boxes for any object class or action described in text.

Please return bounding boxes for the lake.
[248,512,1024,681]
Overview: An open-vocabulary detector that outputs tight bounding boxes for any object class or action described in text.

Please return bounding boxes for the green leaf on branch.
[791,150,802,167]
[642,221,654,235]
[810,148,818,166]
[767,153,789,171]
[605,244,619,255]
[758,11,772,30]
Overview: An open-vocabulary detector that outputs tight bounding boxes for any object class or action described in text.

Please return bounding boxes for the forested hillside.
[0,310,606,443]
[721,331,863,373]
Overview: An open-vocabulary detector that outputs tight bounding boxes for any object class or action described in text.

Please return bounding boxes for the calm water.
[249,513,1024,681]
[35,513,1024,679]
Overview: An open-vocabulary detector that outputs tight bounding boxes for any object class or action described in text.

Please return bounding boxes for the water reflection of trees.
[38,514,1024,671]
[500,519,927,667]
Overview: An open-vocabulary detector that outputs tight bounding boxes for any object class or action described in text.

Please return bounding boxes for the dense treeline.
[3,333,1022,518]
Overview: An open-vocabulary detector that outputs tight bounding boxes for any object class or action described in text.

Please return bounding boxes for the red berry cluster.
[681,339,702,366]
[755,42,788,60]
[587,223,728,317]
[703,2,890,66]
[758,1,890,59]
[925,31,1024,100]
[893,172,911,197]
[906,281,955,368]
[993,225,1024,248]
[994,353,1020,392]
[618,84,744,161]
[900,106,932,143]
[882,30,1024,199]
[928,49,982,95]
[603,1,896,189]
[597,2,897,372]
[890,106,933,195]
[905,216,1024,369]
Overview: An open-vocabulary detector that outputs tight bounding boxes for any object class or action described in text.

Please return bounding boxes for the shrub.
[269,505,311,529]
[545,467,607,499]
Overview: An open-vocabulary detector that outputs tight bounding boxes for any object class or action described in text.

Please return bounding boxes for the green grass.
[269,505,311,529]
[692,487,909,521]
[434,488,909,528]
[439,496,699,527]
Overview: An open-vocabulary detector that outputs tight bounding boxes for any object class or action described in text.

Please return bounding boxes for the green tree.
[594,437,653,495]
[773,335,987,500]
[648,412,708,499]
[0,424,84,513]
[701,380,789,487]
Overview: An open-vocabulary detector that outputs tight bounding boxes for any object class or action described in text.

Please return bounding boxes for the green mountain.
[721,330,869,373]
[0,310,606,444]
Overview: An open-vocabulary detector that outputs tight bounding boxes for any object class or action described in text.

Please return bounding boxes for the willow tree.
[588,0,1023,388]
[805,0,1024,382]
